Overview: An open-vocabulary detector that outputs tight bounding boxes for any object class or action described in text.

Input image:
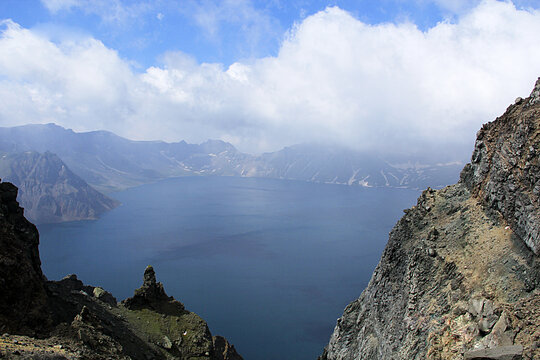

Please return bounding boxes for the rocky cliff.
[0,151,119,223]
[461,80,540,255]
[0,182,242,360]
[0,181,50,335]
[320,79,540,360]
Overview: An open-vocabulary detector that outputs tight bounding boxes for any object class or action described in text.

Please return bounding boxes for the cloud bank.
[2,1,540,155]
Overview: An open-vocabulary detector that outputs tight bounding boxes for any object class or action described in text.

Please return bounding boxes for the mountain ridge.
[0,123,463,193]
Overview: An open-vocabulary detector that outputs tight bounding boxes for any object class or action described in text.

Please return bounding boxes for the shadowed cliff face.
[320,79,540,360]
[0,181,50,335]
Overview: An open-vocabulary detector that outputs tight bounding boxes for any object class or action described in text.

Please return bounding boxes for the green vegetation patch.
[119,306,213,359]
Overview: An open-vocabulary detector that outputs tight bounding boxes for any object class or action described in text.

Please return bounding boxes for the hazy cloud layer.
[3,1,540,155]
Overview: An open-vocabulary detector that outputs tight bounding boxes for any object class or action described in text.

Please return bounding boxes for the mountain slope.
[0,151,119,224]
[320,79,540,360]
[243,144,462,189]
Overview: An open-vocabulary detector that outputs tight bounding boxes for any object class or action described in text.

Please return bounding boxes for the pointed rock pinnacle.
[143,265,156,286]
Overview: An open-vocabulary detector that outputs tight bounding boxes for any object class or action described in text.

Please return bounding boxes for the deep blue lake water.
[38,176,420,360]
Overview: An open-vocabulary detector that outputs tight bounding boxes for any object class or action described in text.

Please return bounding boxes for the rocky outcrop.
[212,335,244,360]
[0,180,243,359]
[320,79,540,360]
[0,151,119,223]
[0,181,50,335]
[122,265,182,313]
[528,77,540,106]
[461,78,540,254]
[119,267,244,360]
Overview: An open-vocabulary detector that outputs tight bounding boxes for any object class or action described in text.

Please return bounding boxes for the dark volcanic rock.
[121,266,242,360]
[122,265,185,315]
[0,151,119,224]
[0,180,50,335]
[212,335,244,360]
[0,182,243,359]
[320,79,540,360]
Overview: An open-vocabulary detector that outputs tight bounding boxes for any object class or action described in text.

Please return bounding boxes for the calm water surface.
[38,176,419,360]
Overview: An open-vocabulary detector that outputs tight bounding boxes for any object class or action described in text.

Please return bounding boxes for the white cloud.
[2,0,540,156]
[0,19,136,131]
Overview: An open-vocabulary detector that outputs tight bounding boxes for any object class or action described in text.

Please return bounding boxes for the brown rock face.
[0,180,50,334]
[320,79,540,360]
[461,78,540,255]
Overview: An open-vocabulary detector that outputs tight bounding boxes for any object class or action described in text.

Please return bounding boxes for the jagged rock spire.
[143,265,157,286]
[122,265,184,314]
[529,77,540,105]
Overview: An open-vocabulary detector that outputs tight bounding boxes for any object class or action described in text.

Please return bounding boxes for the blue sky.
[1,1,540,155]
[1,1,460,67]
[4,0,538,68]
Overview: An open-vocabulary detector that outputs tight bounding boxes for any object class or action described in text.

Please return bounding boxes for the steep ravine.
[320,79,540,360]
[0,181,242,360]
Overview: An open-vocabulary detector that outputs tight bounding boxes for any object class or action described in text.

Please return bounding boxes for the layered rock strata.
[461,78,540,255]
[320,80,540,360]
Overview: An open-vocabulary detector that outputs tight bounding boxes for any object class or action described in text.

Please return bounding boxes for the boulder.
[464,345,523,360]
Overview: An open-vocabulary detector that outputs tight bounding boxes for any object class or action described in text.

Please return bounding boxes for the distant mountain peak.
[0,122,463,196]
[0,151,119,223]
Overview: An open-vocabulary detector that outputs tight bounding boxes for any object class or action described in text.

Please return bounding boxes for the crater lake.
[38,176,420,360]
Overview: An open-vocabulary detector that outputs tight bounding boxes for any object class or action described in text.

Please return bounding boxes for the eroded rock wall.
[461,78,540,255]
[0,181,50,335]
[320,79,540,360]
